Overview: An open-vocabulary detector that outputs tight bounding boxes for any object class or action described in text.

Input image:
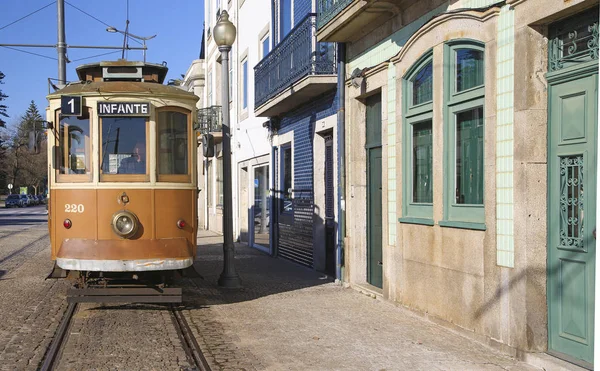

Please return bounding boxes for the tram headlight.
[110,210,139,239]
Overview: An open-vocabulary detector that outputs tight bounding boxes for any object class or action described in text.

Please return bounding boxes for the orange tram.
[46,61,199,302]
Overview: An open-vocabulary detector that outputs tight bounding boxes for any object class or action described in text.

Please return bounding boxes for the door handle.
[378,261,383,266]
[594,228,596,240]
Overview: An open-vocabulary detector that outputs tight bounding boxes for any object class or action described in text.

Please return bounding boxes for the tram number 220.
[65,204,85,213]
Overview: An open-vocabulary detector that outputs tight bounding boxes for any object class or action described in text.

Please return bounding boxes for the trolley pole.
[214,11,242,288]
[57,0,67,86]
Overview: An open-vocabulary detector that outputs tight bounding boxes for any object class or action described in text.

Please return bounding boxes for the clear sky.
[0,0,205,127]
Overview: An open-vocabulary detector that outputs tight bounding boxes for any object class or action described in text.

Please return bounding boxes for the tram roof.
[47,80,198,101]
[75,60,169,83]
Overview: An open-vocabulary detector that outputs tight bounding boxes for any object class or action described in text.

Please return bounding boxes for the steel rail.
[39,302,78,371]
[169,305,212,371]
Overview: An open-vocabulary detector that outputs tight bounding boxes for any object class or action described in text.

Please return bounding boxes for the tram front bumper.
[56,238,195,272]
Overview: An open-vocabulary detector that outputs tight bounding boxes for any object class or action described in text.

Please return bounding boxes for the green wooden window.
[456,49,484,92]
[401,50,434,224]
[455,107,484,204]
[413,62,433,105]
[413,120,433,203]
[442,41,486,229]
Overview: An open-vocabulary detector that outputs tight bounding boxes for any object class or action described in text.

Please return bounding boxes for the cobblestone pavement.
[56,303,192,370]
[182,230,542,371]
[0,222,71,371]
[0,218,545,371]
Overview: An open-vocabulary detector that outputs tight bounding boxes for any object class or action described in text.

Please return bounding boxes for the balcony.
[317,0,411,42]
[197,105,223,142]
[254,14,337,118]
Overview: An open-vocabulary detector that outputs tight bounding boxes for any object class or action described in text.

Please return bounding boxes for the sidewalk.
[188,229,541,371]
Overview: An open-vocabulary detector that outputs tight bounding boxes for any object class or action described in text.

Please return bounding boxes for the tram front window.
[101,117,147,178]
[157,109,189,181]
[57,110,91,181]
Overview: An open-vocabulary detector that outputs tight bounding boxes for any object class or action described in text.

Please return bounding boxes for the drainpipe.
[336,42,346,282]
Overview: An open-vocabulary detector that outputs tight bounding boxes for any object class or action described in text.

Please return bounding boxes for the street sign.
[7,184,12,190]
[61,95,82,116]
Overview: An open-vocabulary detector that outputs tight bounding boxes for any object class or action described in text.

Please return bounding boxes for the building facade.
[318,0,598,367]
[254,0,339,274]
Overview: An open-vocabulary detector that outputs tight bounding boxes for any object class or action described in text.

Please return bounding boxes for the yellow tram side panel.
[50,188,197,262]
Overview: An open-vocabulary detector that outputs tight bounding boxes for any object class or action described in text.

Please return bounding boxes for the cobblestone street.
[0,215,564,370]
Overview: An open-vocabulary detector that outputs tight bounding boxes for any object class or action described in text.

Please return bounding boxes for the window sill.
[398,217,434,226]
[438,220,486,231]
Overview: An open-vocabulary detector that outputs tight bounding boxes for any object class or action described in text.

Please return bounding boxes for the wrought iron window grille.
[197,106,222,134]
[548,8,599,72]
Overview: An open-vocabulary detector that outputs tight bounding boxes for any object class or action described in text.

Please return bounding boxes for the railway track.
[169,305,212,371]
[38,302,212,371]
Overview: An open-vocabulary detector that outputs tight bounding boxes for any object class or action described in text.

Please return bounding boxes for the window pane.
[101,117,147,175]
[158,111,188,175]
[412,62,433,105]
[412,120,432,203]
[207,161,213,207]
[281,0,292,38]
[58,113,91,175]
[282,146,292,212]
[208,72,212,105]
[456,49,484,92]
[242,61,248,109]
[455,107,484,204]
[217,157,224,206]
[262,36,270,58]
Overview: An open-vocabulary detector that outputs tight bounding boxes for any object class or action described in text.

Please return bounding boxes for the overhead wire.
[0,45,57,60]
[71,50,120,62]
[0,1,56,31]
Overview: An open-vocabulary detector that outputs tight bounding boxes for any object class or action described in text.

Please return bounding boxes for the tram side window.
[57,111,91,180]
[100,117,147,178]
[157,110,190,181]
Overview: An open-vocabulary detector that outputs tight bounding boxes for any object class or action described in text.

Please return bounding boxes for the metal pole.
[336,42,346,282]
[57,0,67,85]
[218,45,242,288]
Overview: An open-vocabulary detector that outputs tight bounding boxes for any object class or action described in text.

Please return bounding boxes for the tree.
[17,100,45,150]
[2,102,47,194]
[0,72,8,128]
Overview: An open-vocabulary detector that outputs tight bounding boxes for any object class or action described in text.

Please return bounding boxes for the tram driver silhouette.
[118,142,146,174]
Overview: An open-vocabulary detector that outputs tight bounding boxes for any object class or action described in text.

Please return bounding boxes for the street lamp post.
[214,11,242,288]
[106,26,156,62]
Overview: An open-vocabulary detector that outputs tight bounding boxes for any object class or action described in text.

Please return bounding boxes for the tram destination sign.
[97,102,151,117]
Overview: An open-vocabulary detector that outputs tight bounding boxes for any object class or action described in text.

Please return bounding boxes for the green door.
[548,71,597,366]
[366,94,383,288]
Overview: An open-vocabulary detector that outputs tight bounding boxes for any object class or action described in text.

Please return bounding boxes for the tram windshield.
[100,117,147,176]
[56,110,92,181]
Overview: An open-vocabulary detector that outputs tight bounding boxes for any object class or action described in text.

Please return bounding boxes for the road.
[0,204,48,226]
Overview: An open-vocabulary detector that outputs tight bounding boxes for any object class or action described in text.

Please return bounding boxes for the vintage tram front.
[46,61,199,281]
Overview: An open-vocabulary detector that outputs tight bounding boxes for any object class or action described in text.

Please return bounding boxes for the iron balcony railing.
[254,14,337,109]
[317,0,354,29]
[197,105,222,134]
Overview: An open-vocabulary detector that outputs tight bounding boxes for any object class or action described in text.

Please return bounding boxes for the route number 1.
[61,95,82,116]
